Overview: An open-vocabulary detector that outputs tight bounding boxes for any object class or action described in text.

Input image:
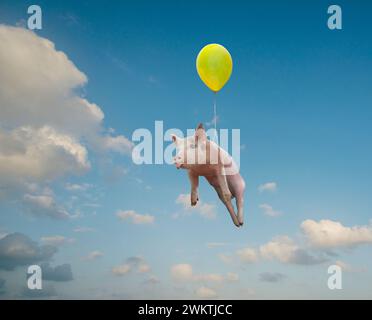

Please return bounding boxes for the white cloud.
[301,219,372,249]
[335,260,366,273]
[112,264,131,276]
[226,272,239,282]
[0,25,127,143]
[0,126,90,183]
[218,236,328,265]
[116,210,155,224]
[258,182,277,193]
[175,194,217,219]
[220,220,355,267]
[259,203,281,217]
[171,264,194,281]
[218,253,233,264]
[0,228,9,240]
[65,183,92,192]
[0,25,132,207]
[23,193,71,219]
[259,236,295,263]
[112,257,150,276]
[98,135,133,155]
[73,226,95,233]
[195,286,217,299]
[170,263,237,284]
[194,273,225,283]
[259,235,327,265]
[138,263,151,273]
[206,242,227,249]
[41,236,74,246]
[83,251,104,261]
[236,247,259,263]
[0,232,8,240]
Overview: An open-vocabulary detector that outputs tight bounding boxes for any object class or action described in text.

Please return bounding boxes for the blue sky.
[0,0,371,299]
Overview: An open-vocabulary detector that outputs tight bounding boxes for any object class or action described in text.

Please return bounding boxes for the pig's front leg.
[188,170,199,206]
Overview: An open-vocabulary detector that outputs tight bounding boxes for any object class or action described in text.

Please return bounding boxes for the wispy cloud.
[82,251,104,261]
[147,75,158,84]
[205,115,219,128]
[112,257,150,276]
[170,263,238,283]
[73,226,95,233]
[65,183,92,192]
[23,194,72,220]
[108,54,130,73]
[259,272,286,283]
[335,260,367,273]
[60,13,81,27]
[41,235,75,246]
[259,203,282,217]
[195,286,217,299]
[236,247,259,263]
[116,210,155,224]
[258,182,277,193]
[206,242,227,249]
[174,194,217,219]
[218,253,233,264]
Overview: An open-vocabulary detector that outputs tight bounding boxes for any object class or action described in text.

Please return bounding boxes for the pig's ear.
[171,134,178,144]
[195,124,206,142]
[196,123,204,131]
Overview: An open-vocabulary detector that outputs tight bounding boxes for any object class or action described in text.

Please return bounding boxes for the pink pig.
[172,123,245,227]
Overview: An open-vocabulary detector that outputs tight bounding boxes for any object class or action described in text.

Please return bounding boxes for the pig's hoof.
[191,198,198,206]
[191,193,198,206]
[238,217,244,226]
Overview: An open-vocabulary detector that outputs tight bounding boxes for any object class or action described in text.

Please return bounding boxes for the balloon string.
[213,92,218,144]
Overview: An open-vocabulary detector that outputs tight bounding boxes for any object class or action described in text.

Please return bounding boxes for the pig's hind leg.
[227,174,245,226]
[216,174,240,228]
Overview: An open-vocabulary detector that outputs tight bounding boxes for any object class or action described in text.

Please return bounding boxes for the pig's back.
[209,141,240,176]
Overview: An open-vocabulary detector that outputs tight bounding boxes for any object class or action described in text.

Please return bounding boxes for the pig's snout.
[173,156,183,169]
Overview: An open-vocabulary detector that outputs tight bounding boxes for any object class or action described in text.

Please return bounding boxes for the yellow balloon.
[196,43,233,92]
